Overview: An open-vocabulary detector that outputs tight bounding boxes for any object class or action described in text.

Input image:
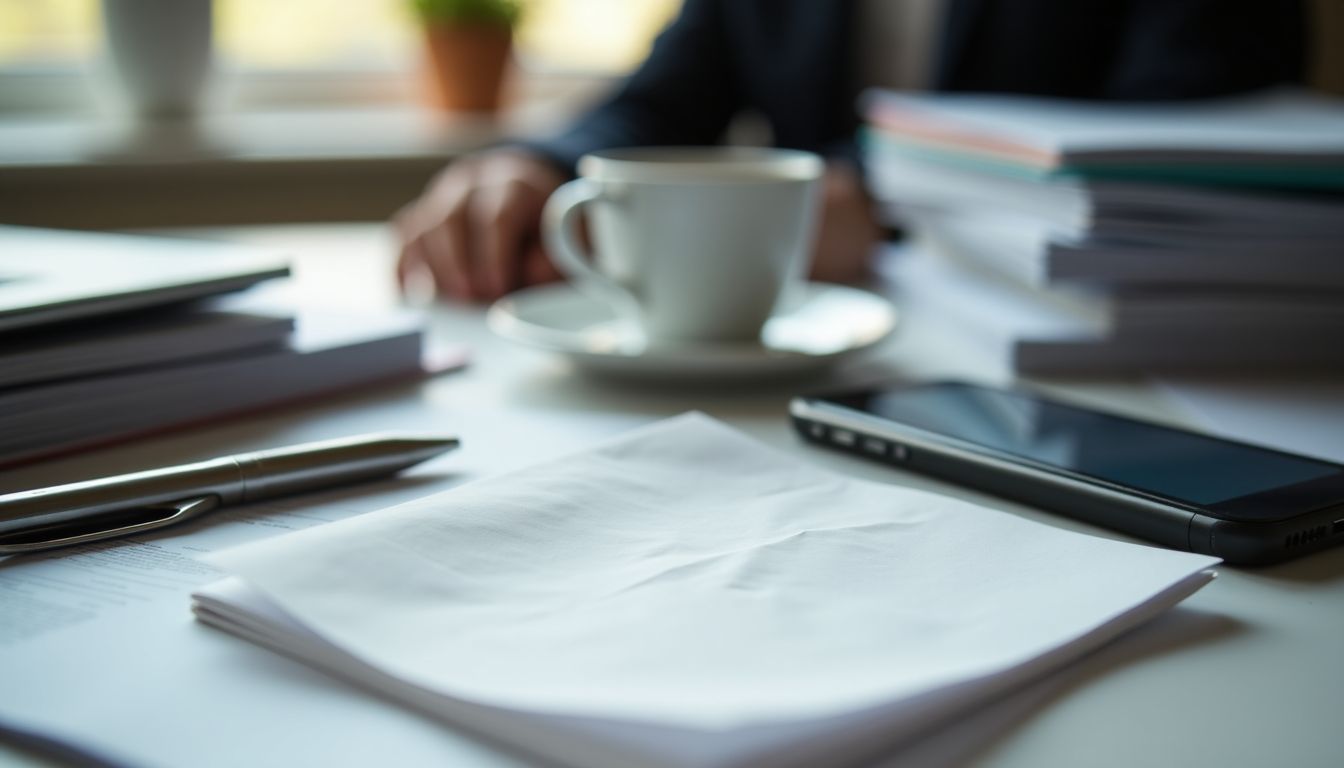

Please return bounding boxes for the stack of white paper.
[861,90,1344,373]
[193,414,1219,768]
[863,89,1344,180]
[883,246,1344,376]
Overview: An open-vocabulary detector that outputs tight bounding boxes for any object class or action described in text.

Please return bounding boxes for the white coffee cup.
[542,147,823,346]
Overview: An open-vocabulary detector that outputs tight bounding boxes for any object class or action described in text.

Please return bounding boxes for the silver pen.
[0,433,459,555]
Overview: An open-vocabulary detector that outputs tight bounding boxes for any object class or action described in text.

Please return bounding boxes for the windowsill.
[0,75,613,229]
[0,106,502,168]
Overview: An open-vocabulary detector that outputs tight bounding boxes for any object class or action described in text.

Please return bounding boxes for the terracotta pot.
[423,22,513,113]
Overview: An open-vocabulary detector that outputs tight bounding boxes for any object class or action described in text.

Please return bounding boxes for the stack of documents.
[0,227,426,466]
[194,414,1219,768]
[862,90,1344,374]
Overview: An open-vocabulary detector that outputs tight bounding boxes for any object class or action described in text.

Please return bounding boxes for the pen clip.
[0,495,220,555]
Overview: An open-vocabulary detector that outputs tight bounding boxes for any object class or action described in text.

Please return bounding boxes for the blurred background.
[0,0,681,229]
[2,0,1342,232]
[0,0,680,90]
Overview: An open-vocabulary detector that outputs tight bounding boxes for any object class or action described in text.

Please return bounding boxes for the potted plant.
[413,0,522,113]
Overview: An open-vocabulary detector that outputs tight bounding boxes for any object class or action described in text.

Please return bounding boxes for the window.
[0,0,681,113]
[518,0,681,73]
[0,0,97,70]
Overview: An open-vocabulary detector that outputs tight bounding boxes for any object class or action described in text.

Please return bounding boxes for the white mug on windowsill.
[101,0,213,122]
[542,147,823,349]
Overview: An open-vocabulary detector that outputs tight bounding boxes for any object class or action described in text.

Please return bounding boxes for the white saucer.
[486,282,898,381]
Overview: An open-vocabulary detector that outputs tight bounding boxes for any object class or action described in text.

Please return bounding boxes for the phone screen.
[823,383,1341,510]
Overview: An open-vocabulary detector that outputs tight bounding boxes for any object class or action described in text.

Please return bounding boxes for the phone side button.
[890,443,909,462]
[860,436,888,457]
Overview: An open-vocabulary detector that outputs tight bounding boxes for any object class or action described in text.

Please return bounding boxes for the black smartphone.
[789,381,1344,566]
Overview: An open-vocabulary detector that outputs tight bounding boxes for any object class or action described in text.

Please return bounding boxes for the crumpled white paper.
[199,413,1217,762]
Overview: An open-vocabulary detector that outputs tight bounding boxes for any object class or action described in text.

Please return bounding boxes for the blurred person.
[395,0,1307,303]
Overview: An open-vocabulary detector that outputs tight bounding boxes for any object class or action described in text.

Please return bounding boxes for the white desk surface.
[2,223,1341,768]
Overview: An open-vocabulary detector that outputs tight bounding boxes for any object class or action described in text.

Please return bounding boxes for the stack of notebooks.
[0,226,425,467]
[861,89,1344,374]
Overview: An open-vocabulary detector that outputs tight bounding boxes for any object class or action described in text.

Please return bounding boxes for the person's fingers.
[521,240,563,286]
[810,163,881,284]
[394,219,423,294]
[477,151,567,297]
[392,162,473,300]
[391,150,566,302]
[410,163,482,301]
[427,202,475,301]
[473,177,540,299]
[470,183,513,300]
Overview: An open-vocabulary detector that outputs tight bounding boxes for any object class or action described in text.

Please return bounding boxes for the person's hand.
[810,162,883,283]
[394,148,567,303]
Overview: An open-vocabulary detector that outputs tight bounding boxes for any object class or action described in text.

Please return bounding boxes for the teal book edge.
[861,127,1344,191]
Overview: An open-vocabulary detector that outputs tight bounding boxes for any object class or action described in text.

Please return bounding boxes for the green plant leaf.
[411,0,523,27]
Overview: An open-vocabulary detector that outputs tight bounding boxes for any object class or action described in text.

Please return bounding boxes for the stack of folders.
[861,89,1344,375]
[0,227,425,467]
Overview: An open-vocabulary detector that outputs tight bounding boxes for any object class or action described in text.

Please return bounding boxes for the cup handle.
[542,178,642,326]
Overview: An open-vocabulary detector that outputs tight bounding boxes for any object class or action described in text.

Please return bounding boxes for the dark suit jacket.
[529,0,1307,174]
